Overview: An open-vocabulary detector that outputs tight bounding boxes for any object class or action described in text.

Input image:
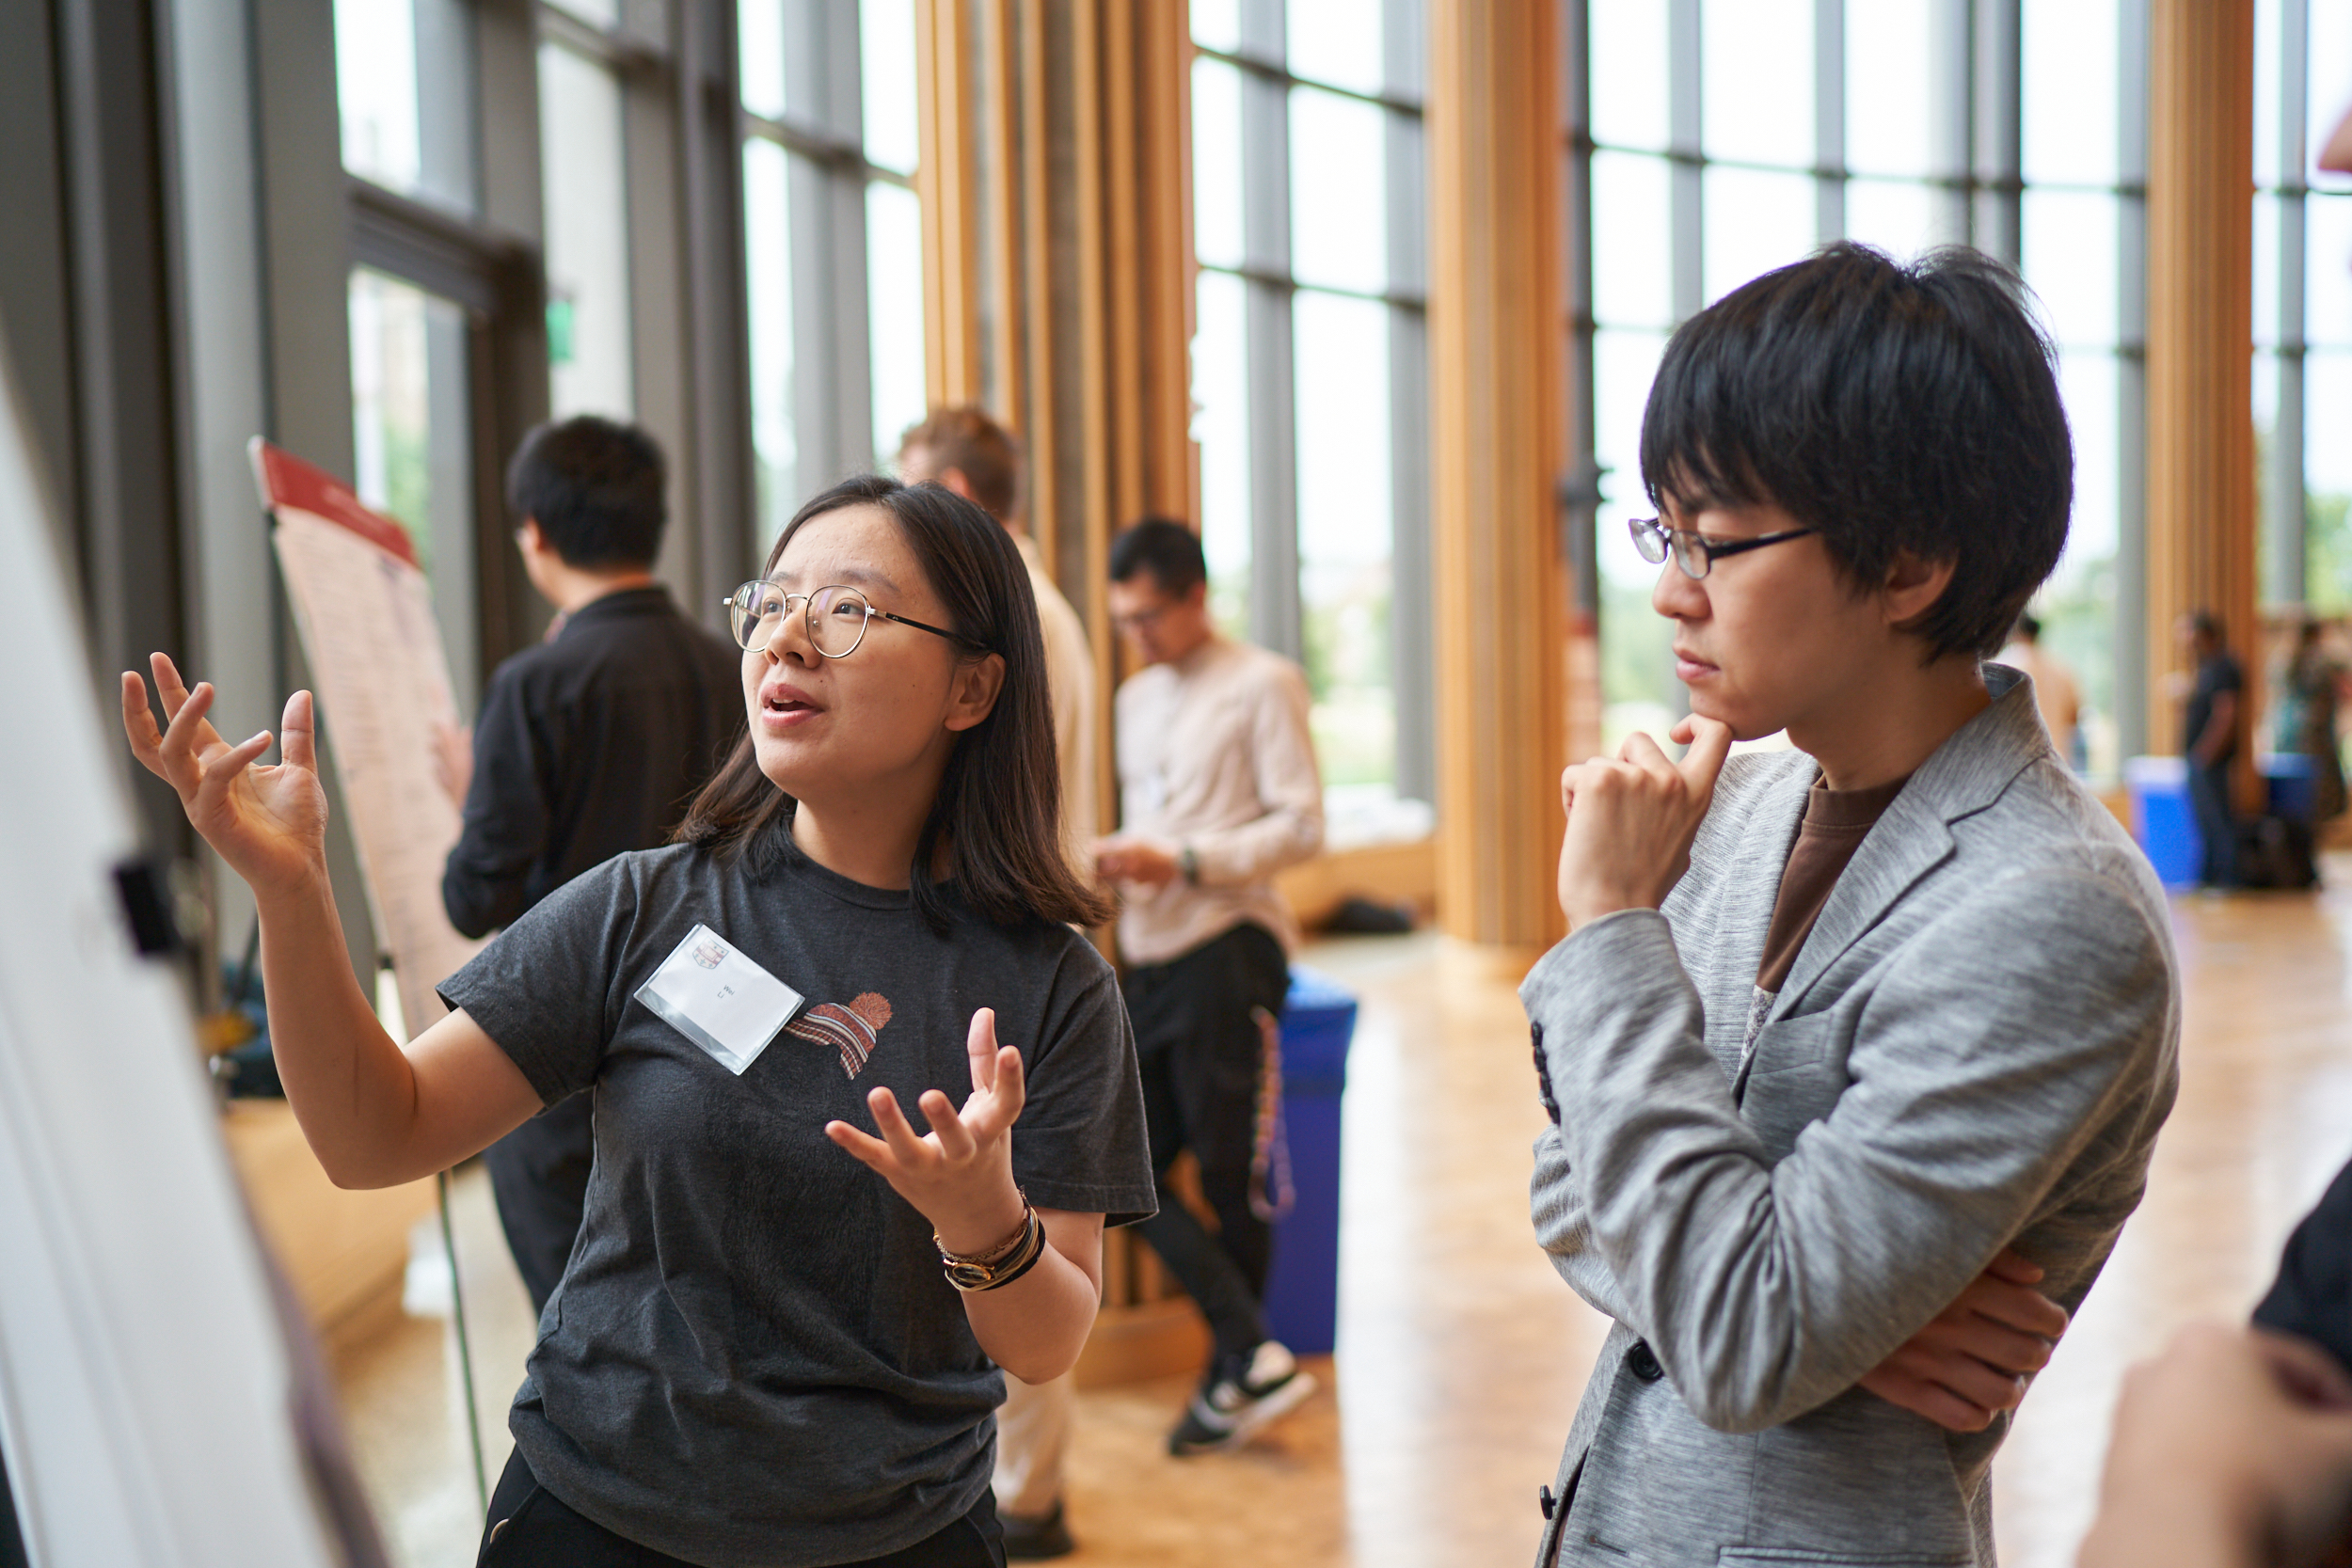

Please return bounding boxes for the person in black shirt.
[437,417,742,1310]
[2179,610,2244,891]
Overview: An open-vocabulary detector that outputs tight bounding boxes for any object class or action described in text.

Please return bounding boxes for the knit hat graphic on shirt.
[784,991,895,1079]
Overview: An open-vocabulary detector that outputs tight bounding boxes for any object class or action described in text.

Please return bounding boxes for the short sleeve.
[1008,942,1158,1227]
[437,856,643,1105]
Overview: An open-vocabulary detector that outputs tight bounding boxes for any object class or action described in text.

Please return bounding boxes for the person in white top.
[898,406,1095,1560]
[1096,518,1326,1457]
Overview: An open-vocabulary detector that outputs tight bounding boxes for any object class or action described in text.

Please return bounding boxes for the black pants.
[1123,922,1290,1362]
[476,1449,1005,1567]
[484,1093,596,1314]
[2189,756,2238,889]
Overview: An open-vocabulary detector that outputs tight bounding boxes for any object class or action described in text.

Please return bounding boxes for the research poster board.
[0,349,375,1565]
[251,439,485,1038]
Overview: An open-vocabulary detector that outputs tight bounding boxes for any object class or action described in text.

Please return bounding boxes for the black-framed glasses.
[1629,515,1817,580]
[723,581,987,658]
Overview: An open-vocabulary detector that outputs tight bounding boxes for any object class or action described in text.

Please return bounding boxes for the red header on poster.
[246,437,420,570]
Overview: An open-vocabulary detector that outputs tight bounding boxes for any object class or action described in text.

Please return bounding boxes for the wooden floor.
[333,873,2352,1567]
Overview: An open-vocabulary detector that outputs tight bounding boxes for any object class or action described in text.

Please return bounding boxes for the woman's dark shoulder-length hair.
[675,473,1111,933]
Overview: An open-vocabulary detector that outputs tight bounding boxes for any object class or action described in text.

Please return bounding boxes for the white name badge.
[634,924,804,1075]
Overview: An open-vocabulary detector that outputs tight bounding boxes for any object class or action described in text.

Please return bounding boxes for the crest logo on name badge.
[691,936,726,970]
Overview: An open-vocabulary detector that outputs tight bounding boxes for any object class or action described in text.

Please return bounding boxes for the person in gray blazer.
[1526,244,2181,1567]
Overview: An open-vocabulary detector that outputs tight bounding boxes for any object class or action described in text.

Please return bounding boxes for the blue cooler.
[1261,967,1357,1357]
[2123,754,2198,890]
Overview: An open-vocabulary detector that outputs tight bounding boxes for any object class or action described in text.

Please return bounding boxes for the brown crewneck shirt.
[1755,772,1913,994]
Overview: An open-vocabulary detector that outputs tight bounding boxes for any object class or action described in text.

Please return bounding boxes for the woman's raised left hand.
[826,1007,1030,1253]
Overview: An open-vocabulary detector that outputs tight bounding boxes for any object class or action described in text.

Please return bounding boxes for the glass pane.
[1288,0,1383,97]
[544,0,618,25]
[1295,292,1394,792]
[2254,191,2281,350]
[866,181,926,467]
[1592,150,1674,329]
[2254,0,2283,191]
[1193,59,1246,271]
[863,0,920,176]
[1844,178,1940,258]
[1846,0,1932,178]
[2021,0,2118,185]
[1703,166,1818,306]
[1703,0,1812,170]
[1589,0,1669,152]
[739,0,787,120]
[2020,189,2119,350]
[1594,327,1678,735]
[347,268,480,704]
[1192,0,1240,55]
[335,0,476,212]
[1291,87,1387,294]
[744,142,799,545]
[2313,1,2352,191]
[2310,352,2352,612]
[540,44,634,419]
[1194,269,1251,637]
[2312,197,2352,349]
[337,0,420,192]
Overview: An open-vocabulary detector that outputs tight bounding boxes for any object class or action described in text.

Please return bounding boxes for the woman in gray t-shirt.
[122,476,1155,1568]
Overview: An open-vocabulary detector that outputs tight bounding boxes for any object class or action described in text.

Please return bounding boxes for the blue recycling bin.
[2266,752,2318,824]
[2124,754,2199,890]
[1261,967,1356,1358]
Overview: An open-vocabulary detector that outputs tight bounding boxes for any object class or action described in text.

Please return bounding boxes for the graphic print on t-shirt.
[785,991,895,1078]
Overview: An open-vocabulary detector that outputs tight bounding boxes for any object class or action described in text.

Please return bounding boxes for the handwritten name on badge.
[635,924,803,1075]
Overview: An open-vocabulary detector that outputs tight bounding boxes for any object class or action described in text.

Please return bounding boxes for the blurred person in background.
[2274,618,2346,826]
[437,416,742,1312]
[1099,517,1326,1458]
[2181,609,2245,890]
[898,406,1097,1560]
[2000,612,2084,768]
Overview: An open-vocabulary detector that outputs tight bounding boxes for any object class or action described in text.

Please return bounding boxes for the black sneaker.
[1167,1340,1318,1456]
[998,1500,1075,1560]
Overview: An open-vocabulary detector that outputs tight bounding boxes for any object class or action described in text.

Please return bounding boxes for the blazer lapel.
[1771,669,2051,1017]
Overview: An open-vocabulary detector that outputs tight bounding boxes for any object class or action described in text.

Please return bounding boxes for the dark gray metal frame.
[1195,0,1436,807]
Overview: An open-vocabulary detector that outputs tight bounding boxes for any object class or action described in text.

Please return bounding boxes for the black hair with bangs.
[675,474,1111,934]
[1639,243,2072,661]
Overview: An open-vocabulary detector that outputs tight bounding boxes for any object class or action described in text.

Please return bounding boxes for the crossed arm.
[1532,718,2157,1433]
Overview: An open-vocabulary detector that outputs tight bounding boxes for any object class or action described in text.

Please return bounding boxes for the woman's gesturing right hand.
[122,652,329,900]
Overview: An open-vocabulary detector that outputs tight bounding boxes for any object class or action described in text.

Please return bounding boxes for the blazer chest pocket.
[1738,1012,1849,1159]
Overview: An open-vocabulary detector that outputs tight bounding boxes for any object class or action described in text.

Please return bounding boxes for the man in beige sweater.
[898,407,1096,1560]
[1098,518,1326,1456]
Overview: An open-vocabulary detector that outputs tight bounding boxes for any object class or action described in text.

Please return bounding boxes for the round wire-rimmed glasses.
[723,580,987,658]
[1629,515,1817,580]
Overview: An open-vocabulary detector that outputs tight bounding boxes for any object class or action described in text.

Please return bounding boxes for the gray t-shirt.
[437,832,1155,1568]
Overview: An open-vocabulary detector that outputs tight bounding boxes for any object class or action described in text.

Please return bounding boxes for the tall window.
[1190,0,1435,845]
[2258,0,2352,622]
[739,0,928,547]
[1586,0,2138,779]
[538,10,637,420]
[334,0,489,704]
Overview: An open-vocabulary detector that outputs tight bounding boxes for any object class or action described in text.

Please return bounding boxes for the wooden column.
[916,0,1194,824]
[2146,0,2259,793]
[916,2,1203,1378]
[1428,0,1573,949]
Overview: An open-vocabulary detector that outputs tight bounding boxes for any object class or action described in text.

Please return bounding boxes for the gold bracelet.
[935,1191,1032,1270]
[939,1207,1047,1292]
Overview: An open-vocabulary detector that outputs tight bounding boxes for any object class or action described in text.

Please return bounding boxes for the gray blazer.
[1526,669,2179,1567]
